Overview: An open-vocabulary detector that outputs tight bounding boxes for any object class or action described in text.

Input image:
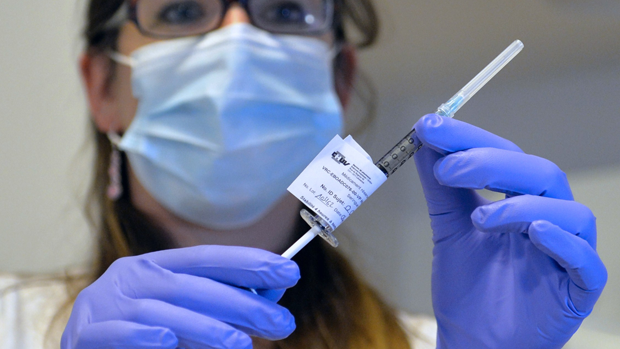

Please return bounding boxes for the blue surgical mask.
[110,23,343,230]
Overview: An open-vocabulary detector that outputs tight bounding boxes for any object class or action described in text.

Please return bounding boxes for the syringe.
[282,40,525,260]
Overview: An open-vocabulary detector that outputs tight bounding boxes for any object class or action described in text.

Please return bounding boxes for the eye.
[260,1,308,24]
[157,0,207,25]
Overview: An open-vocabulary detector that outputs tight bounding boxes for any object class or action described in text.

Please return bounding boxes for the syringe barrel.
[375,129,423,177]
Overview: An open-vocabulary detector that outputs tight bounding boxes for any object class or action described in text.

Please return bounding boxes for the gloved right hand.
[61,245,300,349]
[413,114,606,348]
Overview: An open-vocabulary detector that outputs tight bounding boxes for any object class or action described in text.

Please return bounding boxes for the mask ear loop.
[106,130,124,200]
[107,51,135,67]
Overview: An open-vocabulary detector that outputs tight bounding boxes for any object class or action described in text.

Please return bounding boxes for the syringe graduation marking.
[375,129,423,178]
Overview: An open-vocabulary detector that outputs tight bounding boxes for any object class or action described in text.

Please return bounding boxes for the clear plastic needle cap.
[437,40,524,118]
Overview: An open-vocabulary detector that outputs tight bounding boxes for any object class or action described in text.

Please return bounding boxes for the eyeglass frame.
[101,0,339,39]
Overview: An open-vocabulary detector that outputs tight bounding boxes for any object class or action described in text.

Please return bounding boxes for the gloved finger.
[414,113,522,155]
[471,195,597,248]
[414,143,487,241]
[257,288,287,302]
[125,298,260,348]
[528,220,607,314]
[121,263,296,339]
[434,147,573,200]
[73,321,178,349]
[141,245,300,289]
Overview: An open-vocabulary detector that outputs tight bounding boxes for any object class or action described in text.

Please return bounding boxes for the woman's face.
[81,4,354,246]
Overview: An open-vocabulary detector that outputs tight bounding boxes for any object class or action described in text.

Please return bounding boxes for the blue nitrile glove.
[61,245,300,349]
[413,114,607,349]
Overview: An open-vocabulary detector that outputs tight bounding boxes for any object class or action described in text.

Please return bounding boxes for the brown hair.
[52,0,412,348]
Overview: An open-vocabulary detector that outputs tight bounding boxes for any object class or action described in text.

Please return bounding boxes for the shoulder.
[396,310,437,349]
[0,273,71,349]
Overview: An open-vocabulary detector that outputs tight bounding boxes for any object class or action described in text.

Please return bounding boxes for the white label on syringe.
[287,135,387,230]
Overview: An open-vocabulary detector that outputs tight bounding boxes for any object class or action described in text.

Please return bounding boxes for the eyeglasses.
[103,0,335,38]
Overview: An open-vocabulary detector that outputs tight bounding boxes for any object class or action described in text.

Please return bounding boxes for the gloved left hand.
[413,114,607,349]
[61,245,299,349]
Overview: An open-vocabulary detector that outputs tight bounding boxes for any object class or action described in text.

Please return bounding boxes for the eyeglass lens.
[135,0,332,37]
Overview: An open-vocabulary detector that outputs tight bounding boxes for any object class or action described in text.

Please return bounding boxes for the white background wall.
[1,0,619,347]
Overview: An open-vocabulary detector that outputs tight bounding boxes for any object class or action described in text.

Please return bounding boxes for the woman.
[3,0,608,347]
[65,0,424,348]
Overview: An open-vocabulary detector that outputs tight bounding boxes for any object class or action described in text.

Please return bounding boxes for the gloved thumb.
[414,113,522,154]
